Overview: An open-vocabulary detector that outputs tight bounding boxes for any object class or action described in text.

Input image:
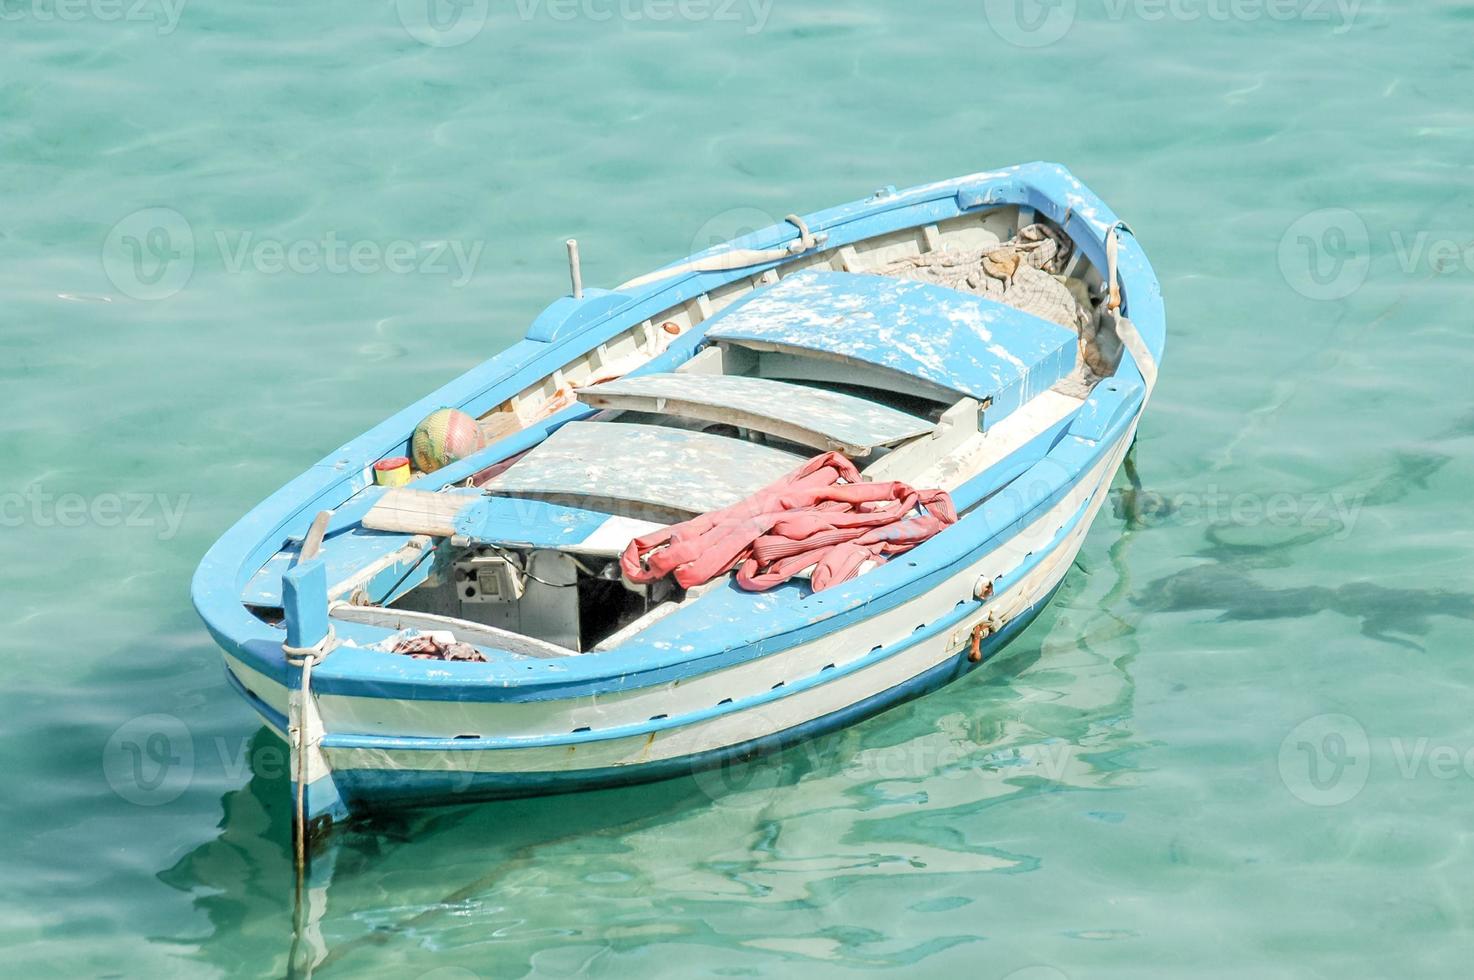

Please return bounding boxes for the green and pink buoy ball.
[411,408,484,473]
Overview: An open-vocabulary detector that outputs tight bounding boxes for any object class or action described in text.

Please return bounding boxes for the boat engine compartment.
[240,201,1130,661]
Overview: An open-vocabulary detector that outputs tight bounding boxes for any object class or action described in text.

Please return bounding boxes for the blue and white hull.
[193,163,1164,833]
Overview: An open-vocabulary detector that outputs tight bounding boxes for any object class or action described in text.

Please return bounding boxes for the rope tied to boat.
[783,214,817,253]
[282,627,338,668]
[1102,221,1159,394]
[1105,220,1127,312]
[283,628,338,880]
[616,213,828,290]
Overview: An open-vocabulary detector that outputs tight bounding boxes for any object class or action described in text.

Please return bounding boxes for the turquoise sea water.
[4,1,1474,976]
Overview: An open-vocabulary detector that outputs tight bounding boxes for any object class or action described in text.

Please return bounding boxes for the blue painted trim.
[243,528,413,607]
[328,580,1062,810]
[281,559,329,649]
[1070,378,1143,442]
[453,496,620,549]
[525,289,633,343]
[223,664,289,735]
[295,772,351,828]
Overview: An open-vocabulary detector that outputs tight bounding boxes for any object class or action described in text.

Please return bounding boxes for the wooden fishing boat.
[193,162,1164,840]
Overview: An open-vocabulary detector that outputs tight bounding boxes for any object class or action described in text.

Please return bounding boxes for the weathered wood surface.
[452,496,666,556]
[707,270,1077,412]
[485,421,803,515]
[576,372,933,456]
[362,488,477,537]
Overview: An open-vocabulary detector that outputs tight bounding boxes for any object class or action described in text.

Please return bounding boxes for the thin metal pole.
[566,239,583,300]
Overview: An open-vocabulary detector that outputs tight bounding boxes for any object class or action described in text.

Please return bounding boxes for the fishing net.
[876,223,1091,332]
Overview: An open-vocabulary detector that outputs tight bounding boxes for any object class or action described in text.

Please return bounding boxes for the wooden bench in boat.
[483,420,805,518]
[704,271,1078,420]
[357,488,668,555]
[575,372,934,457]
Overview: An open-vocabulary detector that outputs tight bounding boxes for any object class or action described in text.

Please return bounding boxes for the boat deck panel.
[485,421,804,516]
[242,529,411,607]
[705,270,1078,417]
[575,372,934,455]
[452,497,665,555]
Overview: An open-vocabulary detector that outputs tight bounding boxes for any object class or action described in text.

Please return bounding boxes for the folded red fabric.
[620,451,958,593]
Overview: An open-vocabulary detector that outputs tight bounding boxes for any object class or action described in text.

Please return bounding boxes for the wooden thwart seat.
[705,270,1079,419]
[576,372,934,457]
[484,421,805,517]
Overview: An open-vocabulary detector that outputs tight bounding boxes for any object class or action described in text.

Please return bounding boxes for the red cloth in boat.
[620,451,958,592]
